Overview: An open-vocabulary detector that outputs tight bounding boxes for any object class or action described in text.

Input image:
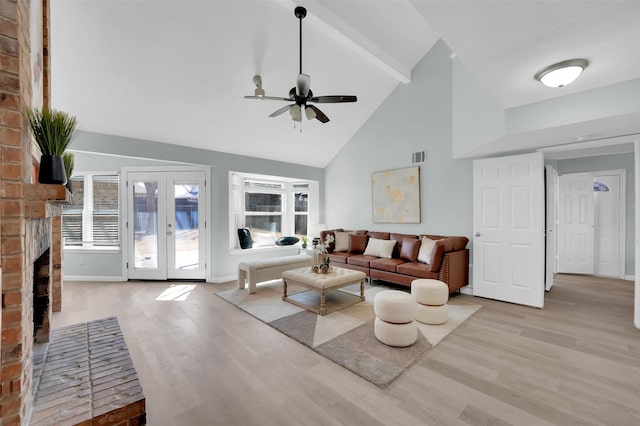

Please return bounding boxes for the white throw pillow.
[334,231,350,252]
[253,232,276,247]
[417,237,436,264]
[364,238,396,258]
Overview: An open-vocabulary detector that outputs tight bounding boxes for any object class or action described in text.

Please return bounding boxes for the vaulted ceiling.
[50,1,640,167]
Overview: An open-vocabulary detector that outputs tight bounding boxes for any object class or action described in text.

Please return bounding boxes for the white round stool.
[411,279,449,325]
[373,290,417,347]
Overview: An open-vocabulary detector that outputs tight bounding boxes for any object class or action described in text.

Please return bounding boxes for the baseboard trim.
[460,286,473,295]
[209,275,237,284]
[625,275,635,281]
[64,275,126,282]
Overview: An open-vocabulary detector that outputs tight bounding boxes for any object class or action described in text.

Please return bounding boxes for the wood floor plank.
[50,275,640,425]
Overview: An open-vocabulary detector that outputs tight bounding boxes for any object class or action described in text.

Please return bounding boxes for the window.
[230,172,317,249]
[593,180,610,192]
[63,173,119,248]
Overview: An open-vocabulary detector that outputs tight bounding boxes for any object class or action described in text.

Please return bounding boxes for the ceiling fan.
[244,6,357,124]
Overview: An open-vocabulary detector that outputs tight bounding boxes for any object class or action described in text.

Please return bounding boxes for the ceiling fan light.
[305,106,316,120]
[290,105,302,122]
[534,59,588,88]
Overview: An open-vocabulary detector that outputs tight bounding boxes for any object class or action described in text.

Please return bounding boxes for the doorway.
[125,169,207,280]
[556,170,625,279]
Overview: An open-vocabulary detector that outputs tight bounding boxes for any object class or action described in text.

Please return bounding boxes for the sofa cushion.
[367,231,390,240]
[417,236,437,264]
[390,233,417,257]
[320,229,342,252]
[347,254,379,268]
[397,261,437,279]
[370,257,406,272]
[349,234,369,254]
[400,238,421,262]
[334,231,350,252]
[327,251,352,264]
[364,238,396,258]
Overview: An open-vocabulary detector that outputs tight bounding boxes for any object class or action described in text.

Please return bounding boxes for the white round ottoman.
[374,290,417,347]
[411,279,449,325]
[374,317,417,347]
[416,303,448,325]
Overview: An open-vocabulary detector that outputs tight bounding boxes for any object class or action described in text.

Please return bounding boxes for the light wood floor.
[51,275,640,425]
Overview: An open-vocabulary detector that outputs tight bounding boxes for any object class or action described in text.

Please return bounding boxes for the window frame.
[62,171,120,251]
[230,172,317,250]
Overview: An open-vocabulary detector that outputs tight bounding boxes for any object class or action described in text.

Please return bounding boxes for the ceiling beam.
[274,0,411,83]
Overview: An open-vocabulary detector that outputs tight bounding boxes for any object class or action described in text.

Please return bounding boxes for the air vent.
[411,150,426,164]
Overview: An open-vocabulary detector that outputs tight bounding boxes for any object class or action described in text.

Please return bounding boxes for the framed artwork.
[371,166,421,223]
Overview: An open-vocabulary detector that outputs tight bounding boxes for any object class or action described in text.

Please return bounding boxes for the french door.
[126,171,206,280]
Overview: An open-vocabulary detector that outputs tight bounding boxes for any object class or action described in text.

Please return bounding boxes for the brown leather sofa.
[320,229,469,293]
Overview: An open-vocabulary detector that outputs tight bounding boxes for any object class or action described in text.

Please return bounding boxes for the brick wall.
[0,0,52,424]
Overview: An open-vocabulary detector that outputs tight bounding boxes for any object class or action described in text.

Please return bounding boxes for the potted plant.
[62,152,74,192]
[27,107,78,184]
[301,236,308,249]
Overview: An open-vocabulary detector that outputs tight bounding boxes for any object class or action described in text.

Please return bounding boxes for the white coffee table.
[281,266,366,316]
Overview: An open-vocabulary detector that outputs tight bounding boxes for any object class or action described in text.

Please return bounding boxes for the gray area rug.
[217,281,480,388]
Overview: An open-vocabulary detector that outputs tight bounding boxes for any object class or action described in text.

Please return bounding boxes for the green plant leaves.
[27,108,78,156]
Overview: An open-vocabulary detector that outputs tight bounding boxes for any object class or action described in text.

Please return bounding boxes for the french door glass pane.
[133,180,158,269]
[174,183,199,270]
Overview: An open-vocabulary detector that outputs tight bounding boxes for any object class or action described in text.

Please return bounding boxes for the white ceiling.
[50,1,640,167]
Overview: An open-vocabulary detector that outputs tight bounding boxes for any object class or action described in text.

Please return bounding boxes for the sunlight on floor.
[155,284,196,302]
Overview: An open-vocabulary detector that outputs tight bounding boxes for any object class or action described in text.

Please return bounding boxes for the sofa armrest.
[429,236,469,272]
[438,249,469,292]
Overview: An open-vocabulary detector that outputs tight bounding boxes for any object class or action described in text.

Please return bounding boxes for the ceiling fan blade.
[244,95,291,101]
[309,95,357,103]
[297,73,310,97]
[269,105,292,117]
[307,105,329,123]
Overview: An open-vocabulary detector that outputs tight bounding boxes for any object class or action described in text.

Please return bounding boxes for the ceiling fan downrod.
[295,6,306,74]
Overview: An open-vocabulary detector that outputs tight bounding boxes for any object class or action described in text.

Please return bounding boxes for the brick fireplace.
[0,0,63,423]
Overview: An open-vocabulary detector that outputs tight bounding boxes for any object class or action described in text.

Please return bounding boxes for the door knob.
[475,232,481,237]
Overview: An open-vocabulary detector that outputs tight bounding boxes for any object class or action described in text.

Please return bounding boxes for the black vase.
[39,155,67,185]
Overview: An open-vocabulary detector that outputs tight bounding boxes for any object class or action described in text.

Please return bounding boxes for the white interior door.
[558,173,594,274]
[545,165,558,290]
[594,173,623,278]
[127,171,206,280]
[473,152,545,308]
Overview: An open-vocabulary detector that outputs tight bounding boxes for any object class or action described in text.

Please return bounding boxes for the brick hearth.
[31,317,146,426]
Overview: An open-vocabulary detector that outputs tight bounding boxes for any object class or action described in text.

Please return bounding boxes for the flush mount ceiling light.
[534,59,588,88]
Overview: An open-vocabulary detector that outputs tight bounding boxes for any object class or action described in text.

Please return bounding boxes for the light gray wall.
[66,132,324,281]
[324,41,473,240]
[452,58,505,158]
[506,79,640,135]
[556,153,635,276]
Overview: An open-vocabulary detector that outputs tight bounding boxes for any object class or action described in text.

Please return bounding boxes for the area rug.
[216,280,480,388]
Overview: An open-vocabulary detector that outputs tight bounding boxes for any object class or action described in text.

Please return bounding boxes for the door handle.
[167,231,173,236]
[475,232,481,237]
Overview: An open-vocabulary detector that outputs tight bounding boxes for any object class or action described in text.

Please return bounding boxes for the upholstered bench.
[238,254,312,293]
